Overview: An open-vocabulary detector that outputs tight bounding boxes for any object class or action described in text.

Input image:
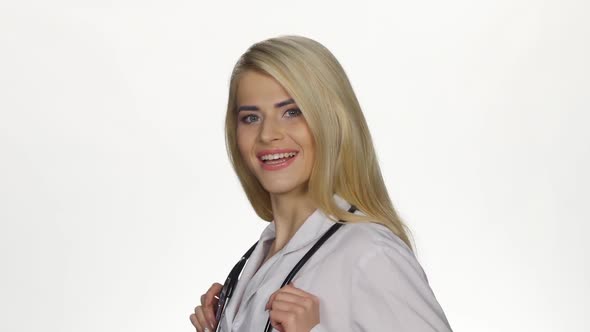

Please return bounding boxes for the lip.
[256,149,299,171]
[256,148,299,159]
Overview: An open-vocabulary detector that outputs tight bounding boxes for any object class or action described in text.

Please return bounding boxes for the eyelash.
[240,108,302,124]
[285,108,302,117]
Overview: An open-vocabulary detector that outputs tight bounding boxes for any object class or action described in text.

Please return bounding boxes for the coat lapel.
[223,194,353,330]
[222,223,275,329]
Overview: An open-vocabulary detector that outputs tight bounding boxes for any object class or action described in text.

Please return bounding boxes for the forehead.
[236,71,292,105]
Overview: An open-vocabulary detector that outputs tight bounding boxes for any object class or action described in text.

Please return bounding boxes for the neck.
[269,188,317,253]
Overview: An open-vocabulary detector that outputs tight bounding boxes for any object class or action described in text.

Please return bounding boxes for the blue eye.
[240,114,259,124]
[285,108,302,117]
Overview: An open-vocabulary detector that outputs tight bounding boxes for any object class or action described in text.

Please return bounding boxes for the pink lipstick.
[257,149,299,171]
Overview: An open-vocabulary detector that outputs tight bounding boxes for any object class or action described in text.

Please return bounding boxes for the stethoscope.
[214,204,357,332]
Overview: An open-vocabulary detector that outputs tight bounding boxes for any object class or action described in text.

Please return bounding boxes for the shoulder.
[335,220,427,281]
[329,195,413,259]
[337,220,413,257]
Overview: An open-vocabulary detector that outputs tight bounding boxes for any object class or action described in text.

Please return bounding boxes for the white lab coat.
[218,194,452,332]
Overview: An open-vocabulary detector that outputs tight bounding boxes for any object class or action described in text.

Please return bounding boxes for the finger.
[276,285,319,306]
[270,299,307,315]
[278,283,313,297]
[265,287,287,310]
[195,305,214,331]
[189,312,202,331]
[265,292,276,310]
[201,298,218,328]
[204,284,223,310]
[204,283,222,326]
[265,285,311,310]
[204,283,223,305]
[269,308,296,332]
[268,292,306,307]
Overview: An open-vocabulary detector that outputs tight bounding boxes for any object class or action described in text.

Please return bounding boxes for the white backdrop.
[1,1,588,331]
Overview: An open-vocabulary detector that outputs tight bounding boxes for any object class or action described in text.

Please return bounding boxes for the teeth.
[260,152,297,161]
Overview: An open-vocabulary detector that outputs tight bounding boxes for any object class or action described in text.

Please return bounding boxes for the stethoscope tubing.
[216,204,357,332]
[262,220,347,332]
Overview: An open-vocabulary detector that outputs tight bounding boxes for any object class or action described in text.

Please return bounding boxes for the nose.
[258,116,284,143]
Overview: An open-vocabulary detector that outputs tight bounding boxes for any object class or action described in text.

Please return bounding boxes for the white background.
[1,1,588,331]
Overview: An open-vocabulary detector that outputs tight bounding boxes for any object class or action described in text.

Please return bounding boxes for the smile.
[257,151,299,171]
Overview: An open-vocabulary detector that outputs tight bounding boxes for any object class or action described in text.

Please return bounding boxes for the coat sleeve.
[349,240,452,332]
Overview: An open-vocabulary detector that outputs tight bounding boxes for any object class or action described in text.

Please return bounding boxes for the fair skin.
[190,71,321,332]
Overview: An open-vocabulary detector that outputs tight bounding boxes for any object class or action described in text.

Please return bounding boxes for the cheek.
[236,127,255,159]
[304,132,316,167]
[292,125,315,164]
[299,126,315,153]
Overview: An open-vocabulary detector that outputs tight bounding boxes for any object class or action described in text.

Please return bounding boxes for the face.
[235,70,315,196]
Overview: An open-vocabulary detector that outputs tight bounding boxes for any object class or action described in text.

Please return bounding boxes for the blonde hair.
[224,35,413,251]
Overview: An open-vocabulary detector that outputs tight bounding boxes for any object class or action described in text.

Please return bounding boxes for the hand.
[265,282,320,332]
[190,282,223,332]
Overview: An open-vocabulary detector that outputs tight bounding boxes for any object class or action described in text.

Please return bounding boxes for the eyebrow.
[237,98,295,112]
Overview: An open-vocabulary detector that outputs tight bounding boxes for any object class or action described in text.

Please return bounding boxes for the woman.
[190,35,452,332]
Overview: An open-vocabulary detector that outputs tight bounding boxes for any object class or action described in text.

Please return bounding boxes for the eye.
[240,114,260,124]
[284,108,302,118]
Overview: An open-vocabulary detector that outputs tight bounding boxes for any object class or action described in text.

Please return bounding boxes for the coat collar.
[222,193,353,329]
[259,193,352,256]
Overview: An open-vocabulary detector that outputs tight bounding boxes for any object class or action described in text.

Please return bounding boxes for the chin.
[263,185,298,196]
[260,180,308,196]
